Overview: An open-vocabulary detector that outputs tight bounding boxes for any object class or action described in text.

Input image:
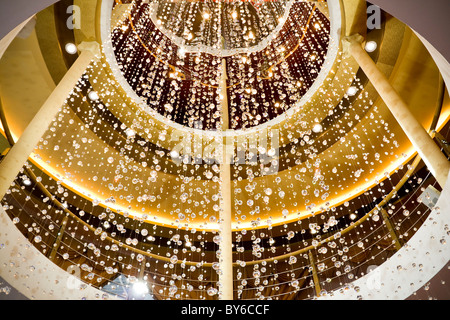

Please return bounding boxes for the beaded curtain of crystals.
[108,0,332,299]
[1,0,447,301]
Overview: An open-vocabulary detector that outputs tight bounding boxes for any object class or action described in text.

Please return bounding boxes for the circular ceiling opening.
[111,0,332,131]
[148,0,295,57]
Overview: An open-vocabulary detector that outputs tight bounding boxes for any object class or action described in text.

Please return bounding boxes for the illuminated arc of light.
[115,0,319,89]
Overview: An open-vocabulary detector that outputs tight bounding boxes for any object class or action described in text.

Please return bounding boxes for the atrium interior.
[0,0,449,301]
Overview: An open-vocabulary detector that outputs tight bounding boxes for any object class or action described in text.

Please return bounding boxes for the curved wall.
[370,0,450,66]
[0,206,118,300]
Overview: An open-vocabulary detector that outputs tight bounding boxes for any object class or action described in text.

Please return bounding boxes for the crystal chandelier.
[148,0,295,57]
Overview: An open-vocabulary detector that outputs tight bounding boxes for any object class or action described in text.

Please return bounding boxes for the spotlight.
[170,150,179,158]
[65,43,78,55]
[365,41,378,53]
[267,148,276,157]
[88,91,99,101]
[125,128,136,138]
[22,179,32,186]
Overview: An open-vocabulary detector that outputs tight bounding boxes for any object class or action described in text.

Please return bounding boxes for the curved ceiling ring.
[2,0,449,66]
[6,0,445,234]
[99,0,343,139]
[120,1,320,89]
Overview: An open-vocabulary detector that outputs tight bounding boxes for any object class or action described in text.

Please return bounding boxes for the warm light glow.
[88,91,99,101]
[65,43,78,55]
[2,0,449,303]
[347,86,358,96]
[365,41,378,53]
[312,123,323,133]
[132,281,149,295]
[125,128,136,138]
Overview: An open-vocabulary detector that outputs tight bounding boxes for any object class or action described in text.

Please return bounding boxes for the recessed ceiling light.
[22,179,32,186]
[267,148,276,157]
[65,43,78,55]
[350,213,358,220]
[365,41,378,53]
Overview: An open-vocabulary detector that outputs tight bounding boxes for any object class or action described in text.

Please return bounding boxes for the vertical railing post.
[380,208,403,251]
[48,215,69,261]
